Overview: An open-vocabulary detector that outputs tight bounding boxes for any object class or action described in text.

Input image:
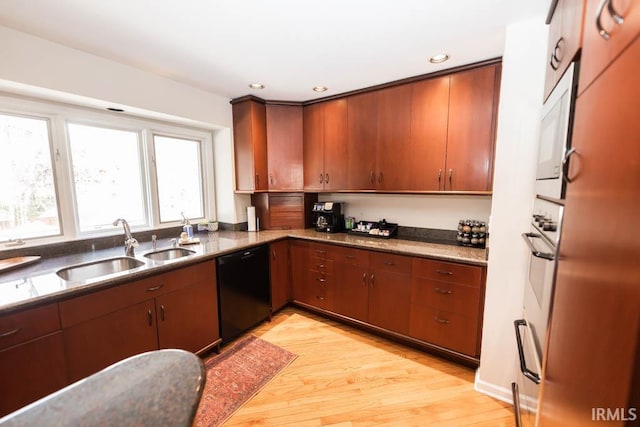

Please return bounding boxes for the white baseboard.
[474,371,538,412]
[474,371,514,404]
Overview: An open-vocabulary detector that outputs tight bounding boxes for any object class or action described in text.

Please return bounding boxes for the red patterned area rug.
[194,335,297,426]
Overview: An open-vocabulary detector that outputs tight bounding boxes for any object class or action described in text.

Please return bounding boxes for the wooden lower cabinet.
[0,332,68,416]
[409,258,485,357]
[60,261,220,382]
[332,247,369,322]
[269,240,291,312]
[63,299,159,382]
[290,240,486,360]
[367,252,412,335]
[0,303,68,416]
[156,279,219,352]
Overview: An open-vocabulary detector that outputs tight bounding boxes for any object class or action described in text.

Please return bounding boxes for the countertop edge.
[0,230,486,315]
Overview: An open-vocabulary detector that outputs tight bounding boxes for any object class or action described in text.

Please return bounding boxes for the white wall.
[320,193,492,229]
[475,17,548,402]
[0,24,251,225]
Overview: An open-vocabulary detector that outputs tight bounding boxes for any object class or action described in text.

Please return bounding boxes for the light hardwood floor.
[223,307,514,426]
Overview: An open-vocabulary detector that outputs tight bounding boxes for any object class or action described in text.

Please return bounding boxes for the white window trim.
[0,94,216,248]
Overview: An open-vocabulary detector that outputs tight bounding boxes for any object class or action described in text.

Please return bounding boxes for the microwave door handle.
[514,319,542,384]
[522,233,555,261]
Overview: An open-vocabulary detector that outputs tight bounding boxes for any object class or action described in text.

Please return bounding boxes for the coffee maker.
[312,202,343,233]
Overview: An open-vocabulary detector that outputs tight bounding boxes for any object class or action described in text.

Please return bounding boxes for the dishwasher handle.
[514,319,541,384]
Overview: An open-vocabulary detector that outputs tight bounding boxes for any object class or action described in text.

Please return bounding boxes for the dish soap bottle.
[181,212,193,239]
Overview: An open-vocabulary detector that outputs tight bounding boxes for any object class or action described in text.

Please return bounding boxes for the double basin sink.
[56,248,196,282]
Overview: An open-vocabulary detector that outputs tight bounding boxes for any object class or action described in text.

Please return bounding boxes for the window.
[153,135,204,223]
[0,113,60,241]
[0,95,216,246]
[68,123,147,232]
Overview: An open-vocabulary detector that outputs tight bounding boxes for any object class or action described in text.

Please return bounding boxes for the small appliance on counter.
[312,202,343,233]
[348,219,398,239]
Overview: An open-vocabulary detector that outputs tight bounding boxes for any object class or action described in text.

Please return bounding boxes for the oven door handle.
[522,232,555,260]
[514,319,542,384]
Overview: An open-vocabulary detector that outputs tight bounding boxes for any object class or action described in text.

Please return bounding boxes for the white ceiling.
[0,0,549,102]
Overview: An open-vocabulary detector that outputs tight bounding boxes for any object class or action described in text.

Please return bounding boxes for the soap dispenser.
[181,212,193,239]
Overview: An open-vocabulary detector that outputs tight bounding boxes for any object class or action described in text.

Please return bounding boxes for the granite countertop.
[0,229,487,314]
[0,349,205,426]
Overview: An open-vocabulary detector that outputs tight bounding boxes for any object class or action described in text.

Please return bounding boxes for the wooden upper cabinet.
[266,105,303,190]
[302,99,347,191]
[544,0,586,100]
[376,84,412,191]
[232,99,268,192]
[322,99,348,191]
[409,76,450,191]
[303,103,325,191]
[579,0,639,94]
[446,64,499,192]
[347,91,378,190]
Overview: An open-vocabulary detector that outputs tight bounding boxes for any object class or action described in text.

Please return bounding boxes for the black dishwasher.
[216,245,270,343]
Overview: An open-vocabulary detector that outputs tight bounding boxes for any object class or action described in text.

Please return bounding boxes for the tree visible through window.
[0,113,60,241]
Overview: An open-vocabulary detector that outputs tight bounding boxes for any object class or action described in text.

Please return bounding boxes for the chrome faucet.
[112,218,139,256]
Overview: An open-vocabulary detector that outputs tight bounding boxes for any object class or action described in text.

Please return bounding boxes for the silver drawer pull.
[433,316,450,324]
[146,284,164,292]
[316,277,326,282]
[434,288,453,295]
[383,261,395,266]
[0,327,22,338]
[316,264,325,268]
[436,270,453,276]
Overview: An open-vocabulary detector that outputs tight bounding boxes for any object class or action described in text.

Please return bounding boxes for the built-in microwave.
[534,62,578,199]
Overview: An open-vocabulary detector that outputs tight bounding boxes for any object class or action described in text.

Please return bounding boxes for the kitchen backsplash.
[319,193,492,231]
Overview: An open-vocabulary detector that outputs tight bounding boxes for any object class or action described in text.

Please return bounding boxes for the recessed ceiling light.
[429,54,450,64]
[249,83,265,90]
[313,86,328,92]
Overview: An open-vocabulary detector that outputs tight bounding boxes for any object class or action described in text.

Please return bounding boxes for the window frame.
[0,94,216,248]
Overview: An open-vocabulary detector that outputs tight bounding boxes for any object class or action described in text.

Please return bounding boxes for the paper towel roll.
[247,206,257,232]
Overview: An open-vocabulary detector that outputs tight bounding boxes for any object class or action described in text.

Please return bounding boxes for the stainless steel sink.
[143,248,195,261]
[57,257,145,281]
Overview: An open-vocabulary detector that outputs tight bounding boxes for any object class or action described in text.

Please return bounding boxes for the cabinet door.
[409,76,450,191]
[347,91,378,190]
[544,0,585,100]
[333,248,370,322]
[579,0,639,93]
[233,100,268,192]
[0,332,68,417]
[367,253,412,334]
[376,85,412,191]
[266,105,303,190]
[303,103,325,191]
[538,37,640,425]
[270,240,291,312]
[156,279,219,353]
[289,240,310,302]
[323,99,348,191]
[446,65,498,191]
[63,299,158,382]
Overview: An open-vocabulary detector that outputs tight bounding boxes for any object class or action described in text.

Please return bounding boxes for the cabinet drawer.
[412,258,483,287]
[369,251,412,274]
[308,242,337,260]
[409,305,479,356]
[332,246,369,267]
[0,304,61,350]
[411,278,481,314]
[309,257,335,275]
[60,261,214,328]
